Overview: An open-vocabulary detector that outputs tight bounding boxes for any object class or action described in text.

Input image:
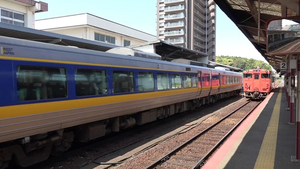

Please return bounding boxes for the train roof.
[0,35,241,75]
[243,69,271,74]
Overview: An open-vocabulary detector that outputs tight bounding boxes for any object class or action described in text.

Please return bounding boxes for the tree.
[216,56,271,71]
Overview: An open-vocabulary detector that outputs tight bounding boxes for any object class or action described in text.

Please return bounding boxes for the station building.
[35,13,157,47]
[0,0,47,28]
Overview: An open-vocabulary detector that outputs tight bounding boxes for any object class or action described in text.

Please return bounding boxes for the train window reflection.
[75,69,107,96]
[192,75,197,87]
[184,74,191,88]
[113,71,134,93]
[243,73,252,78]
[261,74,270,78]
[17,65,67,101]
[172,74,182,89]
[138,72,154,91]
[157,73,170,90]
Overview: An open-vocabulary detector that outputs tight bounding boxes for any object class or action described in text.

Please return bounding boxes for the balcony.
[207,40,215,48]
[207,12,215,20]
[194,22,206,33]
[207,26,215,34]
[165,30,184,36]
[194,9,206,21]
[198,0,206,6]
[208,48,216,55]
[165,0,184,5]
[194,34,205,41]
[207,34,215,40]
[206,20,215,28]
[209,5,215,12]
[165,12,184,20]
[194,2,205,13]
[165,37,184,44]
[194,18,206,28]
[194,41,205,49]
[165,4,184,12]
[165,21,184,28]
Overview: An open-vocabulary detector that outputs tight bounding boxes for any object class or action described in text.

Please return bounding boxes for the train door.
[261,72,271,92]
[218,73,221,92]
[209,70,212,95]
[253,73,260,91]
[197,71,202,96]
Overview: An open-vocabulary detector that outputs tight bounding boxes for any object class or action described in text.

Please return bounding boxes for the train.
[243,68,275,99]
[0,35,243,168]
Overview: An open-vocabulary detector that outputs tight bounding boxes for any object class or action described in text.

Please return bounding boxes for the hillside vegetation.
[216,56,271,71]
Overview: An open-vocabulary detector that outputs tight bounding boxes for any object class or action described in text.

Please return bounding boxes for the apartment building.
[0,0,47,28]
[157,0,216,61]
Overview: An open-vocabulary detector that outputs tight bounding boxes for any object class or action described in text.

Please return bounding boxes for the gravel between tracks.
[111,98,249,169]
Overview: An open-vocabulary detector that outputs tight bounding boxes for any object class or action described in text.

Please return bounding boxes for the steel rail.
[145,100,254,169]
[192,100,262,169]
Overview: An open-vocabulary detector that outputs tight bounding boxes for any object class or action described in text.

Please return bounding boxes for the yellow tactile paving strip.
[254,88,282,169]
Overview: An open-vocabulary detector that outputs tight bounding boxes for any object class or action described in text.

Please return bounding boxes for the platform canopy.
[214,0,300,71]
[130,40,208,63]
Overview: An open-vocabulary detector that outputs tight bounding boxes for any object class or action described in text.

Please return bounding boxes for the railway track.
[115,100,260,169]
[145,100,260,169]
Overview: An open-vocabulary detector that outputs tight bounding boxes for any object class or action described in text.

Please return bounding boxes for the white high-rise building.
[157,0,216,61]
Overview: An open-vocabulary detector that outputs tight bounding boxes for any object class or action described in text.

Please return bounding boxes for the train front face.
[243,69,272,99]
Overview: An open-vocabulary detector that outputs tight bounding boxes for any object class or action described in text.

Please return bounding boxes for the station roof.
[152,41,208,61]
[214,0,300,71]
[0,23,117,51]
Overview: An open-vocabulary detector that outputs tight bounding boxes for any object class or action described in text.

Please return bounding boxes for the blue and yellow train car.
[0,36,242,168]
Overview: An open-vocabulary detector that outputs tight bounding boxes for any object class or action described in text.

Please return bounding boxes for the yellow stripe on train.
[0,84,240,119]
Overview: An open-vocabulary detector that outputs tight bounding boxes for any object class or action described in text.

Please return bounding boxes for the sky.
[35,0,267,62]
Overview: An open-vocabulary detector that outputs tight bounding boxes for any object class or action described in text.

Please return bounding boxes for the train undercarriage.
[244,91,268,100]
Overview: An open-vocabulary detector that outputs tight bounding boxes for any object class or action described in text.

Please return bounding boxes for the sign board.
[280,62,287,70]
[290,56,297,69]
[269,61,275,65]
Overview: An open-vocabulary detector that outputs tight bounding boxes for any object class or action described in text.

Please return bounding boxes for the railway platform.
[202,86,300,169]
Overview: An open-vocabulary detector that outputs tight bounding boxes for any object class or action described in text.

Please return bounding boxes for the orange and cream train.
[243,68,275,99]
[0,36,242,168]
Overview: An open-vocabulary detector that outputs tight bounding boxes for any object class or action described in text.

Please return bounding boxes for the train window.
[157,73,170,90]
[212,75,218,80]
[192,75,197,87]
[243,73,252,78]
[184,74,192,88]
[113,71,134,93]
[138,72,154,91]
[261,74,270,78]
[254,74,259,79]
[17,65,67,101]
[172,74,182,89]
[75,69,107,96]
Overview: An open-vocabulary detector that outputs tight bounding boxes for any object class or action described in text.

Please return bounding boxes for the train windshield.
[261,74,270,78]
[243,73,252,78]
